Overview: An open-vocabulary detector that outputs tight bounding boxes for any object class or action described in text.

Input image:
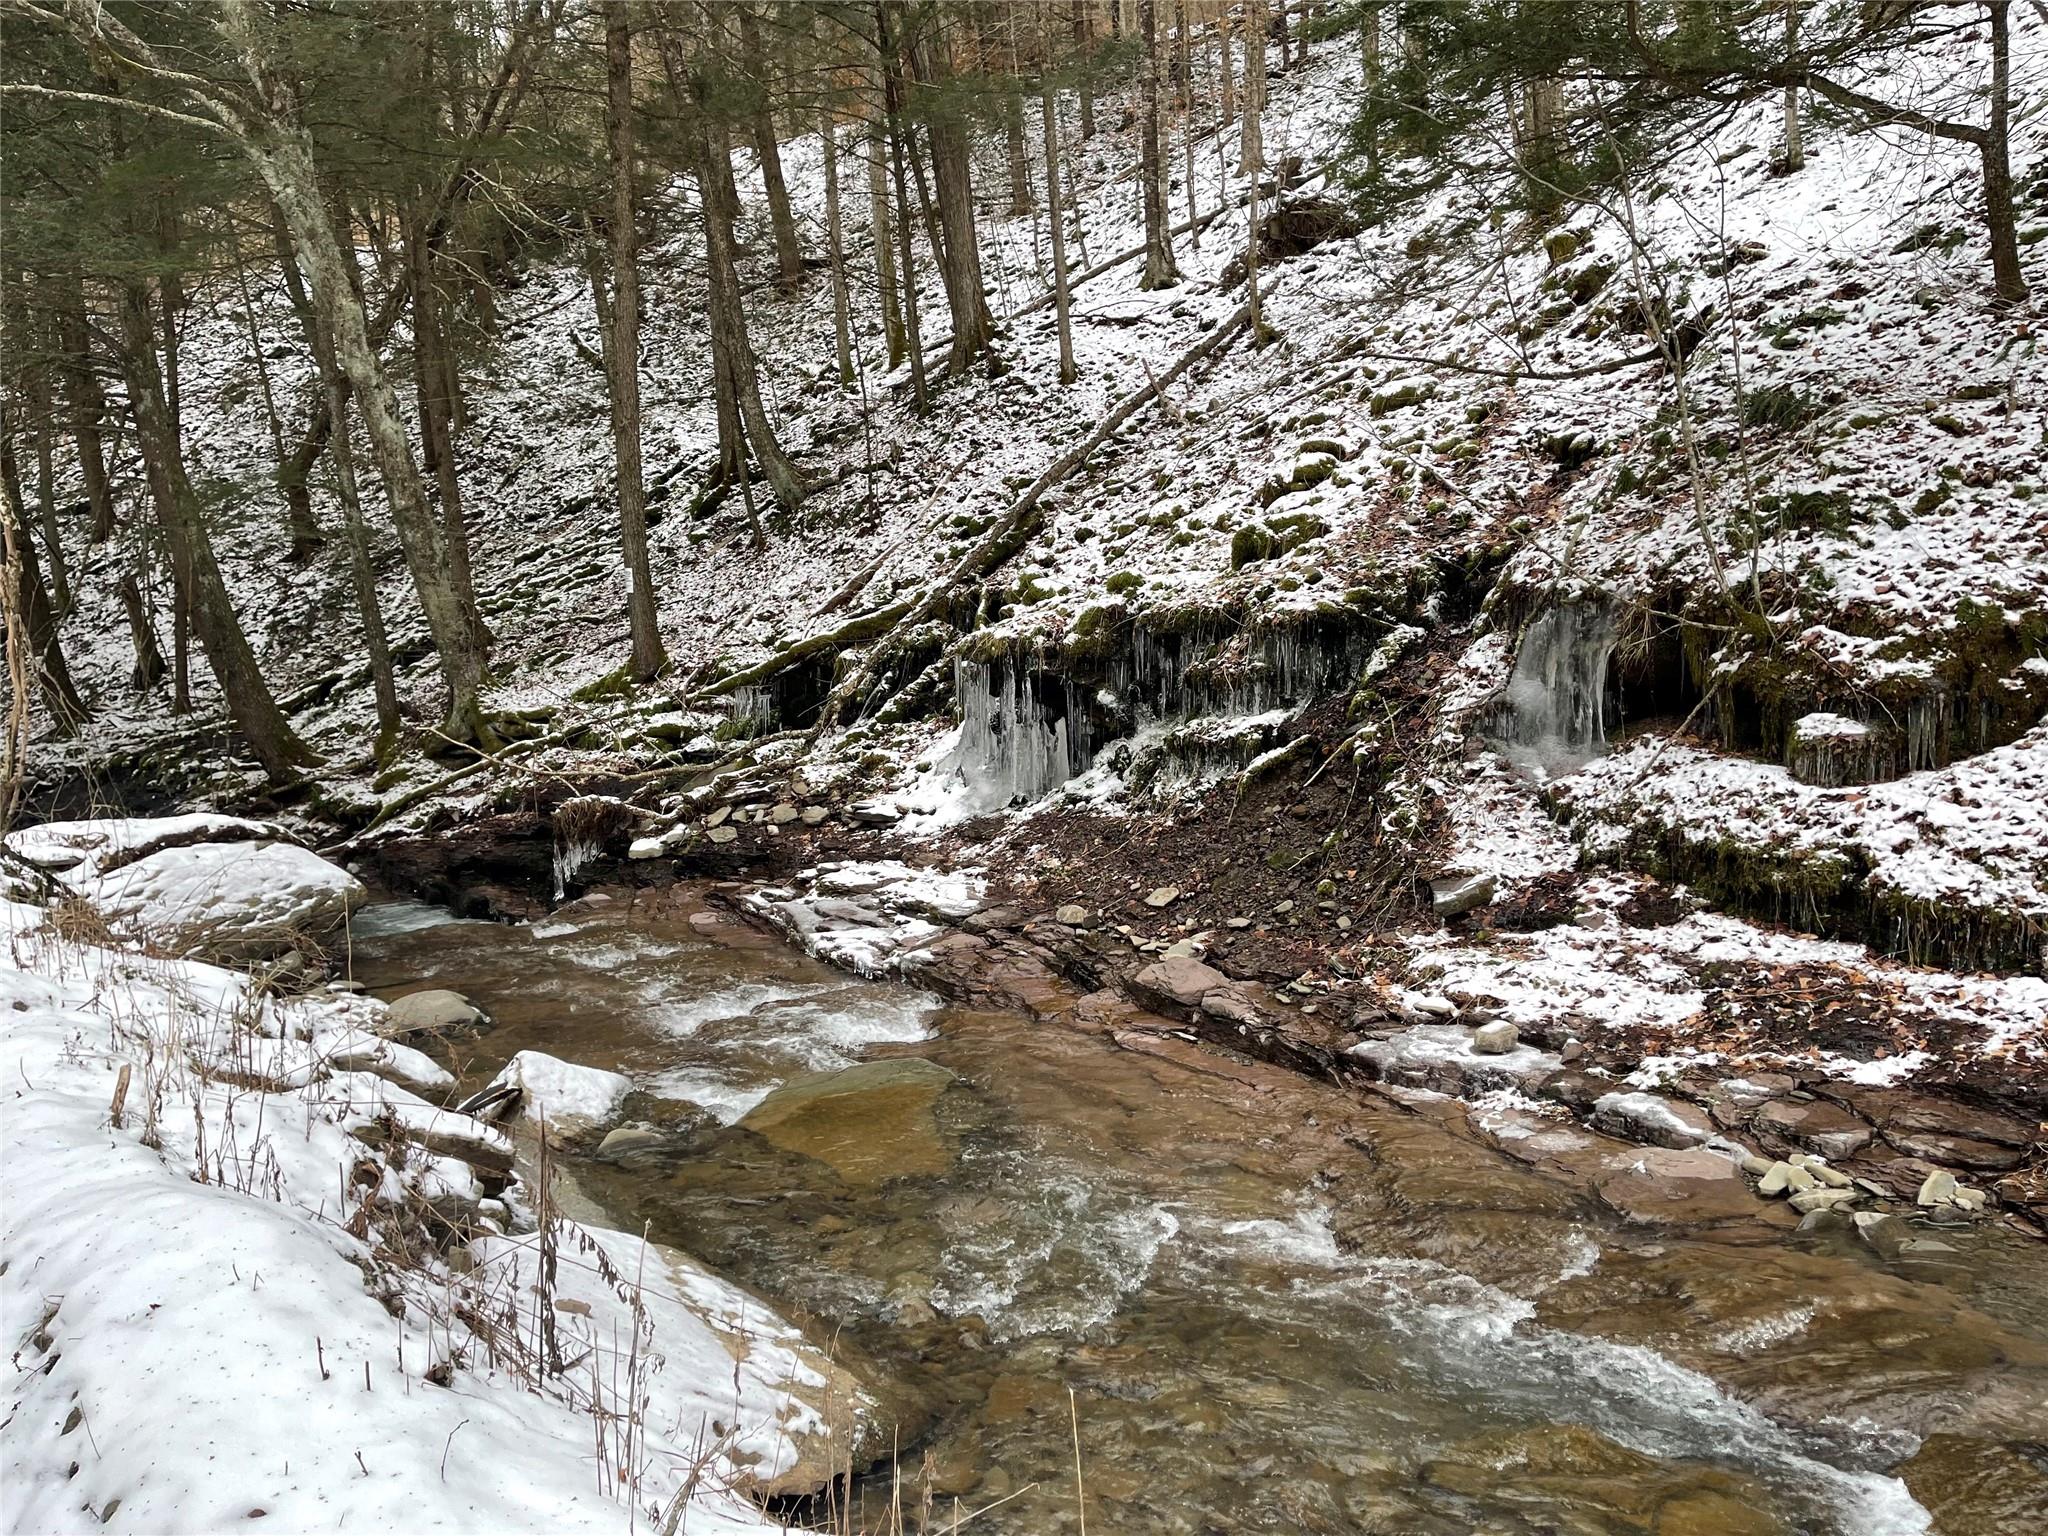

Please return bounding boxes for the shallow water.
[351,892,2048,1535]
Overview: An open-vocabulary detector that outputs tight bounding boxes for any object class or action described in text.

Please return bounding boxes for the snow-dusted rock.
[482,1049,631,1134]
[85,839,365,961]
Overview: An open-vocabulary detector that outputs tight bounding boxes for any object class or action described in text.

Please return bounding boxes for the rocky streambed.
[347,874,2048,1535]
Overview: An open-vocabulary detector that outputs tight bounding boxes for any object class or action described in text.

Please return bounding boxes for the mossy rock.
[1104,570,1143,596]
[1231,523,1279,570]
[1370,379,1435,416]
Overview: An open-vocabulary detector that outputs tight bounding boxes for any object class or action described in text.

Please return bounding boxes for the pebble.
[706,826,739,844]
[1812,1164,1854,1189]
[1226,917,1252,929]
[769,803,800,824]
[706,805,732,827]
[1789,1187,1858,1214]
[1953,1186,1988,1212]
[800,805,831,825]
[1273,899,1295,914]
[1144,886,1180,908]
[1054,904,1090,927]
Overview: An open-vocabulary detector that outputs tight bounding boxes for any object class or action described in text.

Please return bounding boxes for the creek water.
[349,892,2048,1535]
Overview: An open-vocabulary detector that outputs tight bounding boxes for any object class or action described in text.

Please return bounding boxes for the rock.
[1144,885,1180,908]
[1591,1091,1714,1149]
[85,839,366,962]
[705,825,740,844]
[1757,1161,1796,1196]
[1885,1130,2027,1171]
[1054,903,1091,927]
[800,805,831,825]
[381,988,490,1042]
[626,835,666,860]
[1917,1170,1959,1207]
[1595,1146,1763,1226]
[1272,899,1295,914]
[1740,1154,1773,1177]
[1812,1163,1854,1189]
[1429,871,1496,918]
[705,805,732,827]
[1899,1434,2048,1536]
[1560,1039,1586,1063]
[1225,916,1251,929]
[1789,1187,1858,1214]
[481,1050,631,1135]
[1753,1098,1873,1160]
[1132,956,1234,1010]
[769,803,800,824]
[738,1059,956,1185]
[1952,1186,1989,1212]
[595,1125,667,1161]
[1537,1070,1611,1111]
[846,800,902,826]
[1471,1021,1519,1055]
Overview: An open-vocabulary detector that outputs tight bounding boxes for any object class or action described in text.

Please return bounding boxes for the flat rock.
[1471,1021,1519,1055]
[1595,1146,1763,1226]
[846,800,902,826]
[738,1059,956,1185]
[1753,1098,1873,1160]
[1592,1091,1714,1149]
[1054,903,1091,927]
[1143,885,1180,908]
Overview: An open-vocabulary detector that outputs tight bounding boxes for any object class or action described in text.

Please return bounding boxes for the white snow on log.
[4,812,278,876]
[1790,712,1873,743]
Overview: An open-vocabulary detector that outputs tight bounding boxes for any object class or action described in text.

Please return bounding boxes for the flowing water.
[350,893,2048,1535]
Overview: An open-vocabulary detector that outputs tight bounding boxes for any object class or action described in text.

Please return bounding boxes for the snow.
[484,1050,632,1133]
[4,813,278,876]
[744,861,987,978]
[1,822,863,1534]
[82,840,368,960]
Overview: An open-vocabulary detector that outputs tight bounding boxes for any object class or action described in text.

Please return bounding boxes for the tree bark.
[821,106,856,387]
[603,0,670,682]
[59,288,116,546]
[866,108,907,366]
[1781,1,1804,173]
[1219,8,1235,127]
[1004,84,1033,216]
[1139,0,1180,289]
[1242,0,1268,177]
[739,4,804,294]
[115,569,166,692]
[698,117,805,511]
[117,282,314,781]
[1075,1,1096,138]
[1041,70,1078,384]
[404,209,489,657]
[1983,0,2024,305]
[912,15,995,373]
[0,416,86,736]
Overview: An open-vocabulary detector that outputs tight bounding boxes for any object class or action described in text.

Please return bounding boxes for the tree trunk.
[1041,71,1078,384]
[319,329,403,743]
[1139,0,1180,289]
[117,283,314,781]
[1275,0,1291,69]
[1075,1,1097,138]
[404,211,490,657]
[889,117,932,411]
[1219,8,1235,127]
[254,126,495,747]
[160,265,192,717]
[0,419,86,736]
[1240,0,1267,175]
[739,4,804,294]
[1780,1,1803,173]
[59,289,115,546]
[1245,0,1267,340]
[1984,0,2024,305]
[17,293,71,613]
[866,112,907,366]
[914,19,995,373]
[115,569,166,692]
[698,119,805,511]
[603,0,670,683]
[1179,0,1198,254]
[821,107,856,387]
[1004,86,1033,215]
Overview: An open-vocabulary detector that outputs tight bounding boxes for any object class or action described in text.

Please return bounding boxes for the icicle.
[1492,604,1616,774]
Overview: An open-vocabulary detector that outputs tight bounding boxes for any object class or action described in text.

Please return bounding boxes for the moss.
[1231,523,1278,570]
[1742,383,1818,432]
[1104,570,1143,596]
[572,664,633,702]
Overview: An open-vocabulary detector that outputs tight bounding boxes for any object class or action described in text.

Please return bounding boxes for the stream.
[350,889,2048,1535]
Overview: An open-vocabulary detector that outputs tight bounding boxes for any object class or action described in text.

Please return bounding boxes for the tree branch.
[0,83,230,138]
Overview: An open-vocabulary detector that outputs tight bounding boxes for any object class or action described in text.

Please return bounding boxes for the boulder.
[381,988,491,1042]
[738,1059,956,1185]
[1132,956,1232,1010]
[1471,1021,1519,1055]
[1429,872,1497,918]
[595,1125,668,1161]
[85,839,365,962]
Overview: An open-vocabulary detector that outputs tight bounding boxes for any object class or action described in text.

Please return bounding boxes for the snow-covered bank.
[1,824,862,1534]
